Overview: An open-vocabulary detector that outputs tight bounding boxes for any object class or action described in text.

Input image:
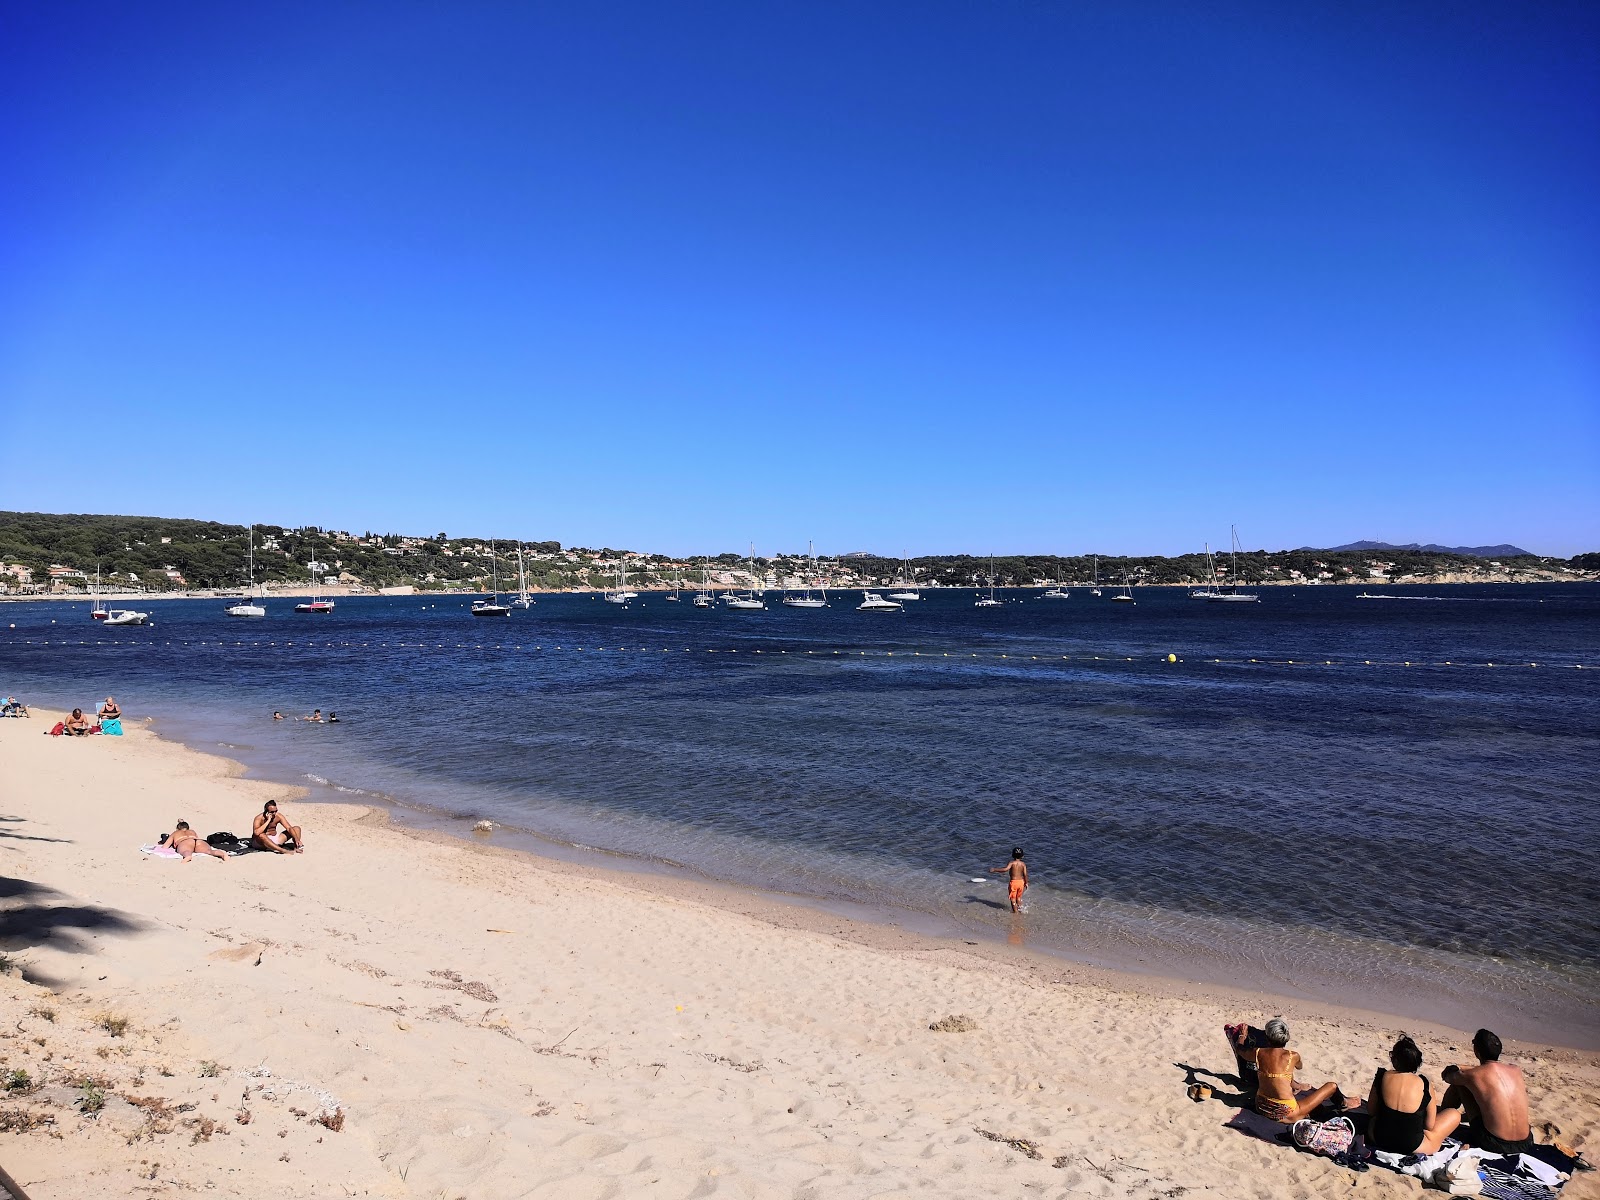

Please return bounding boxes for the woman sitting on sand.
[1364,1036,1461,1155]
[1235,1018,1350,1123]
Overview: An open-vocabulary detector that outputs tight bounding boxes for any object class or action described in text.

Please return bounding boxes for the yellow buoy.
[1167,653,1177,663]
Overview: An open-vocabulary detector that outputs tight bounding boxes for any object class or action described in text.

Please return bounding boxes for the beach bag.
[48,722,65,737]
[207,832,243,851]
[1292,1115,1355,1158]
[1430,1155,1483,1195]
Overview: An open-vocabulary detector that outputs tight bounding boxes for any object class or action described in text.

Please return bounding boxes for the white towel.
[139,843,180,858]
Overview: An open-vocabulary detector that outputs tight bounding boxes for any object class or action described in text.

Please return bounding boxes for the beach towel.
[140,843,180,858]
[1368,1140,1568,1197]
[100,717,122,735]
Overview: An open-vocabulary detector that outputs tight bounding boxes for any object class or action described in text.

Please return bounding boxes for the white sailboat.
[511,547,535,608]
[1111,567,1136,603]
[225,526,267,617]
[472,542,511,616]
[603,558,637,605]
[1190,543,1224,600]
[724,544,766,610]
[1091,555,1101,597]
[887,552,922,601]
[693,565,715,608]
[783,540,828,607]
[1041,564,1070,600]
[974,557,1003,607]
[1207,526,1259,602]
[91,566,108,620]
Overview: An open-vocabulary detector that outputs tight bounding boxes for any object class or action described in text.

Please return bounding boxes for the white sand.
[1,712,1595,1199]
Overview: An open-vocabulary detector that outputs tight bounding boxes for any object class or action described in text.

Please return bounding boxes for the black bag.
[207,831,243,850]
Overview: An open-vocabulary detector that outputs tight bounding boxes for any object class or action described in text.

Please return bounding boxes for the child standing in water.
[990,847,1028,912]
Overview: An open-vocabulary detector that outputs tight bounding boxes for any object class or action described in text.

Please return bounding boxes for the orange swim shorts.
[1008,878,1026,903]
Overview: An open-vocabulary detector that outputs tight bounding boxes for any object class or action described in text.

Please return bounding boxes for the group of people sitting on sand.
[1231,1019,1534,1157]
[161,800,305,863]
[49,697,123,736]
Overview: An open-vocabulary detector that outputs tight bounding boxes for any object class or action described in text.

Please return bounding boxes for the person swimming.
[989,847,1028,913]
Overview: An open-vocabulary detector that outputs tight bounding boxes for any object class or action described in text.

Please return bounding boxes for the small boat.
[724,544,766,609]
[294,563,335,613]
[974,556,1003,607]
[603,559,636,605]
[91,567,108,620]
[782,541,828,607]
[1091,555,1102,597]
[693,566,716,607]
[103,608,150,626]
[1111,568,1136,603]
[225,526,267,617]
[473,543,512,615]
[856,591,903,612]
[1041,583,1069,599]
[1207,526,1259,602]
[887,552,922,601]
[511,548,535,608]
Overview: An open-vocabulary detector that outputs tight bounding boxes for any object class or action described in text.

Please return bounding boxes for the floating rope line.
[4,636,1595,670]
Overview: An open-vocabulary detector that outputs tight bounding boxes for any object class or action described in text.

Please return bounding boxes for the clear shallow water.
[4,585,1597,1043]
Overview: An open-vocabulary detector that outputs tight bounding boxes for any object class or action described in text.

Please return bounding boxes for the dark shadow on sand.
[0,815,71,846]
[961,893,1012,911]
[0,873,143,987]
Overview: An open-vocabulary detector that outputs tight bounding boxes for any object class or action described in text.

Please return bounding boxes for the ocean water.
[3,584,1597,1044]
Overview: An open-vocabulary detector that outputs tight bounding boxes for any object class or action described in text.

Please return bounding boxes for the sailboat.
[603,557,636,605]
[664,572,681,601]
[1091,555,1102,597]
[225,526,268,617]
[1190,543,1224,600]
[693,565,716,608]
[974,557,1003,607]
[472,543,511,616]
[783,540,828,607]
[1042,561,1070,600]
[724,544,766,610]
[887,553,922,601]
[294,560,335,613]
[511,547,535,609]
[1207,526,1259,602]
[91,566,108,620]
[1111,567,1136,603]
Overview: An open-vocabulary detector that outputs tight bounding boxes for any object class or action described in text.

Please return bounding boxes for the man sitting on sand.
[1234,1017,1351,1123]
[252,800,304,854]
[1438,1028,1534,1155]
[64,708,92,736]
[989,847,1028,913]
[165,821,228,864]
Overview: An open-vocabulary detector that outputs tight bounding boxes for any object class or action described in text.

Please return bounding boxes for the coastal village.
[1,513,1595,599]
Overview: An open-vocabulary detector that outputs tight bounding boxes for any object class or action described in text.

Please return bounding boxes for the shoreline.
[2,713,1596,1198]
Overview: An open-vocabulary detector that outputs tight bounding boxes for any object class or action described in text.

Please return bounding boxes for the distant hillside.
[1305,540,1533,558]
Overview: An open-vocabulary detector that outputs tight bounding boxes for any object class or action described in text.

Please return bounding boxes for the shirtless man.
[252,800,304,854]
[300,709,323,723]
[1438,1028,1533,1155]
[165,821,227,864]
[989,847,1029,913]
[64,708,92,736]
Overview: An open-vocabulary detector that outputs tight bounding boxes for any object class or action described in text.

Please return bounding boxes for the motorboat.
[294,600,335,614]
[103,608,151,626]
[1041,585,1070,599]
[856,591,903,612]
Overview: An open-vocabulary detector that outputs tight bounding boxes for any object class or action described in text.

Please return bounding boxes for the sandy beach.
[0,712,1595,1199]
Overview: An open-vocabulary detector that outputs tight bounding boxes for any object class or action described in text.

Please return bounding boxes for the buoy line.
[5,636,1595,671]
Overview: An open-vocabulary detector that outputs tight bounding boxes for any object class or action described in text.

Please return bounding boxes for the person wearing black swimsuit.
[1365,1036,1461,1155]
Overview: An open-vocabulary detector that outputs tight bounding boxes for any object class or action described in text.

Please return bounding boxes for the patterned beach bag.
[1291,1115,1355,1157]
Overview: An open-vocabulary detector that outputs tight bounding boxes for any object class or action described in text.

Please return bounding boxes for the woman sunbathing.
[165,822,228,864]
[1365,1036,1461,1155]
[1236,1018,1350,1123]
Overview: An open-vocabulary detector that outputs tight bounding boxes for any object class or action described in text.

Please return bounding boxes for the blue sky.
[1,2,1595,556]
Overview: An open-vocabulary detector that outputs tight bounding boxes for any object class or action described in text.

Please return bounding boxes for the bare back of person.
[1455,1061,1530,1143]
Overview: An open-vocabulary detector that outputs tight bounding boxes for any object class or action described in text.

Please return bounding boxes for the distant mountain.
[1301,540,1534,558]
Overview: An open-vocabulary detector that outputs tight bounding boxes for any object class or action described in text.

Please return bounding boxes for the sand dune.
[0,714,1594,1198]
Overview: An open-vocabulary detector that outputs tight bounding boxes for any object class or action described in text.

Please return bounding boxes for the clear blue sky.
[1,2,1595,556]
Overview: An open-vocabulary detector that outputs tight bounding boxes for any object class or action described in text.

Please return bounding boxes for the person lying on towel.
[1233,1017,1353,1123]
[252,800,304,855]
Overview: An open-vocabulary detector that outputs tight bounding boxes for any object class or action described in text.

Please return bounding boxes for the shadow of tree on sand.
[0,815,71,845]
[0,874,143,988]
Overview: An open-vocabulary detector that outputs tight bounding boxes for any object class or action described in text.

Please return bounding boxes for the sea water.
[3,584,1596,1044]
